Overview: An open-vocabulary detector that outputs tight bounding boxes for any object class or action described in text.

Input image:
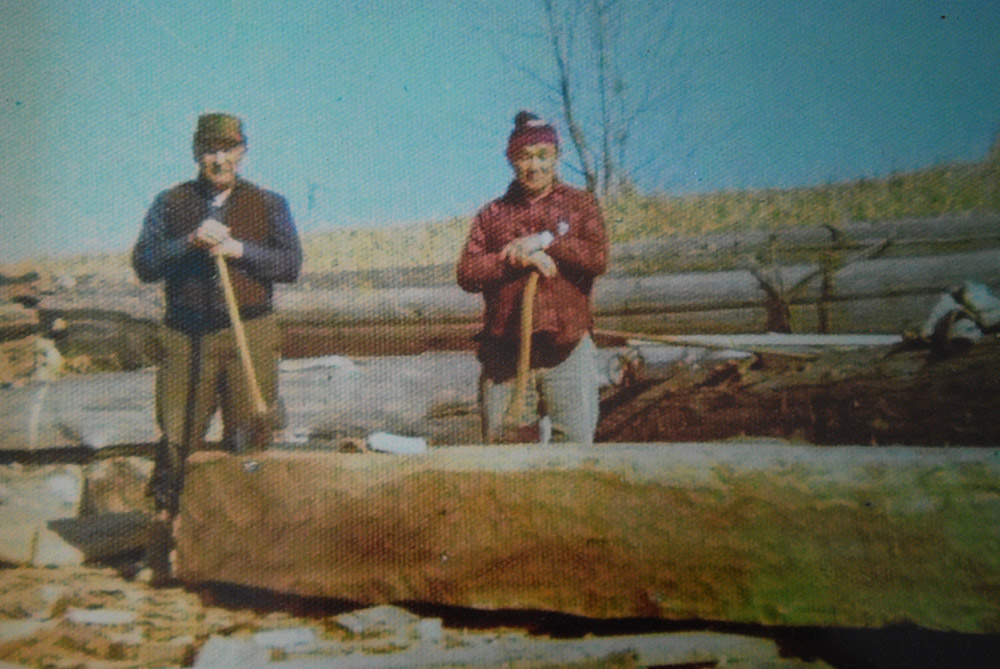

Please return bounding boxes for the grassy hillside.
[14,152,1000,280]
[302,154,999,274]
[304,217,469,274]
[606,158,1000,243]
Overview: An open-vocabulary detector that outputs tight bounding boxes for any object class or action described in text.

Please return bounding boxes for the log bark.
[175,444,1000,633]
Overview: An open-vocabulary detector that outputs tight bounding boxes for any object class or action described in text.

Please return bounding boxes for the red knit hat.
[506,111,559,158]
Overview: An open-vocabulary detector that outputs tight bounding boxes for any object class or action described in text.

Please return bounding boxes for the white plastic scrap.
[921,281,1000,340]
[366,432,428,455]
[958,281,1000,329]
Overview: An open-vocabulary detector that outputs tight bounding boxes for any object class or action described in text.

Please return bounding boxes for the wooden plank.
[623,333,902,348]
[174,444,1000,633]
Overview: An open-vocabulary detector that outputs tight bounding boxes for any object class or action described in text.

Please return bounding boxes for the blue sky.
[2,0,999,262]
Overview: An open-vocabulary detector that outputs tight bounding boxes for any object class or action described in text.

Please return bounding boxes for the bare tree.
[541,0,597,193]
[477,1,676,198]
[591,0,614,196]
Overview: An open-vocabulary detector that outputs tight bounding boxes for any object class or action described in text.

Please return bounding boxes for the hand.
[500,238,532,267]
[209,236,244,258]
[188,218,231,249]
[526,250,558,278]
[500,231,554,267]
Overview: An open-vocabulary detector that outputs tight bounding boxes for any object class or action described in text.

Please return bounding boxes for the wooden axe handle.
[506,271,539,423]
[215,254,268,416]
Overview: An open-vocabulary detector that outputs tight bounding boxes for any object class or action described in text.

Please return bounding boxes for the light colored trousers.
[479,334,600,445]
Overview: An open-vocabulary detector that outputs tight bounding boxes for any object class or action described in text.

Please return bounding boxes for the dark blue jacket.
[133,178,301,334]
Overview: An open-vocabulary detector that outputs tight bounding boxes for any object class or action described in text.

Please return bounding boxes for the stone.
[108,630,144,645]
[192,636,270,667]
[137,641,192,667]
[334,605,421,636]
[414,617,443,643]
[241,631,782,668]
[0,465,83,565]
[175,444,1000,633]
[366,432,428,454]
[0,619,54,641]
[0,332,38,386]
[252,626,317,650]
[32,524,85,567]
[0,661,35,669]
[66,607,137,625]
[80,457,154,516]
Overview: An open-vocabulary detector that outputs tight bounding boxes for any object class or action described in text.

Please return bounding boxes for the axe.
[505,271,540,425]
[214,254,270,421]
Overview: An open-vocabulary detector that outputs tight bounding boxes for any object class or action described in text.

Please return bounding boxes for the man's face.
[510,142,558,196]
[195,142,246,191]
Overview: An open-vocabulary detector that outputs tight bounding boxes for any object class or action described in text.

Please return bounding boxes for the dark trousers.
[148,314,279,514]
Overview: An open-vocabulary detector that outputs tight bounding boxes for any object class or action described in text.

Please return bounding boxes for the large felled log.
[275,249,1000,324]
[174,444,1000,633]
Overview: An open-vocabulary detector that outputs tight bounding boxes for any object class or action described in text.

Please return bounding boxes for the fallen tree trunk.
[34,246,1000,363]
[175,443,1000,633]
[276,249,1000,324]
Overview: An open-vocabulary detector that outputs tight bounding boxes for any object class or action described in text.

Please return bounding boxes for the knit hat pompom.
[506,110,559,158]
[514,110,541,129]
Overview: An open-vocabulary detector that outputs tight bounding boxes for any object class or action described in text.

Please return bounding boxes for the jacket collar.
[194,176,247,200]
[503,179,565,206]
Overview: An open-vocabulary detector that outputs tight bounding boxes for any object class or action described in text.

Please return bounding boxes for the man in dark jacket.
[133,113,301,582]
[457,111,608,444]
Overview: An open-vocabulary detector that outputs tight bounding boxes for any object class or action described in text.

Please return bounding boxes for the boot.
[147,512,175,588]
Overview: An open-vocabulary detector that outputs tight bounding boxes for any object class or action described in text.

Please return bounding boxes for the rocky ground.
[2,561,999,668]
[0,564,842,668]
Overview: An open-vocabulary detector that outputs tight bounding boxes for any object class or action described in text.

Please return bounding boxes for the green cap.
[193,113,246,149]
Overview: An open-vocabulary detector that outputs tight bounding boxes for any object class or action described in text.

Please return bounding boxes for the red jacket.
[457,180,608,349]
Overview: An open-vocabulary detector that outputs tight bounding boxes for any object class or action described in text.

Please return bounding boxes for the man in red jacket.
[458,111,608,445]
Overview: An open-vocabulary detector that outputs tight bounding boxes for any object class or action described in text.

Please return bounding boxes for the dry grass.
[14,155,1000,280]
[604,159,1000,243]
